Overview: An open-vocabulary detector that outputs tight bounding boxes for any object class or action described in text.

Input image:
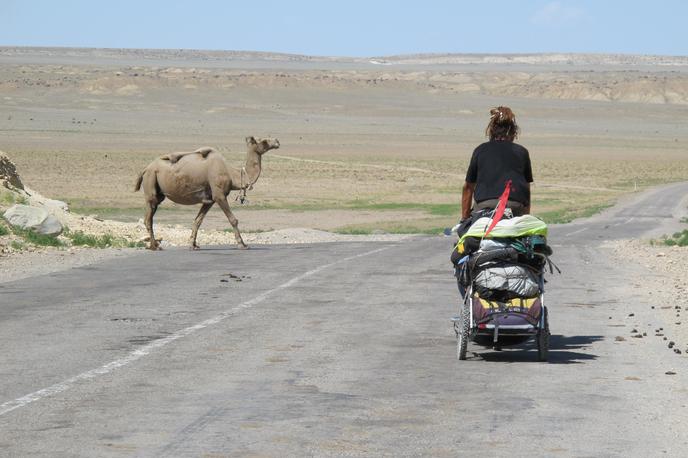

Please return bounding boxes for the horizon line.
[1,45,687,60]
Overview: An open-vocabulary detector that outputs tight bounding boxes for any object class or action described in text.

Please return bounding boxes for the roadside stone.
[40,198,69,213]
[3,204,63,236]
[615,336,626,342]
[0,151,24,190]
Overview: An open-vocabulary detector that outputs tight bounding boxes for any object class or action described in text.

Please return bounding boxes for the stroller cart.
[452,214,557,361]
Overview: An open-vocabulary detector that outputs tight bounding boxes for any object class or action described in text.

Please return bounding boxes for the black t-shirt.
[465,140,533,205]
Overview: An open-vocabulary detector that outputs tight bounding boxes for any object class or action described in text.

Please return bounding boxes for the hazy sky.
[1,0,686,56]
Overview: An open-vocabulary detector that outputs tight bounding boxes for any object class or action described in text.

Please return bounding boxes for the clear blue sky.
[1,0,686,56]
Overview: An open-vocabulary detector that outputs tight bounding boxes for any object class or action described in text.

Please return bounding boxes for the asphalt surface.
[1,182,688,457]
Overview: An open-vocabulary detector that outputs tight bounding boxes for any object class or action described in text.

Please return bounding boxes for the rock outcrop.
[0,151,24,190]
[3,204,63,236]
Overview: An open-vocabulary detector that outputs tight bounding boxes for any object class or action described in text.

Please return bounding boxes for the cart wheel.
[537,306,550,362]
[457,299,470,360]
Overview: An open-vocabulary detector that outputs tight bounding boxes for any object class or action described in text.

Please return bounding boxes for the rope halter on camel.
[235,167,255,204]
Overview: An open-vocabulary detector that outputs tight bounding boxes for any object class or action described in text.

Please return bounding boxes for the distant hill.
[1,47,687,104]
[1,47,687,67]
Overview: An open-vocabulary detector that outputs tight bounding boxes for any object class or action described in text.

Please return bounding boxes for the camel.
[134,136,279,250]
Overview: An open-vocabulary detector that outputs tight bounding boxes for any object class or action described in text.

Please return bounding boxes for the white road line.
[564,227,588,237]
[0,245,393,417]
[612,217,635,227]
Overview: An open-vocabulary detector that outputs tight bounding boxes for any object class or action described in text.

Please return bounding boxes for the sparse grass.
[0,190,28,206]
[69,206,141,217]
[334,227,375,235]
[241,200,459,216]
[660,230,688,247]
[342,201,457,216]
[11,146,685,236]
[334,220,447,235]
[537,203,613,224]
[0,191,13,206]
[224,227,274,234]
[65,229,145,248]
[681,217,688,224]
[2,223,144,249]
[11,227,63,247]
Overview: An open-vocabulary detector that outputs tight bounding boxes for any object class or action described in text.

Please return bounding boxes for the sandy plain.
[0,47,687,235]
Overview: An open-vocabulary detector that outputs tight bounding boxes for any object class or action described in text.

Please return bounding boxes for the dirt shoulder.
[0,247,137,284]
[607,238,688,353]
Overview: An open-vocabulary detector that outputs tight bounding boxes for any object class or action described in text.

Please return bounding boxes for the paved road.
[1,183,688,457]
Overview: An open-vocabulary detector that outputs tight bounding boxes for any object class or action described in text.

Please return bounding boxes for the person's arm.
[462,147,480,220]
[524,148,533,214]
[461,181,476,220]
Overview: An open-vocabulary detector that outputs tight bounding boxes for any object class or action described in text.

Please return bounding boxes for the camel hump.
[193,147,215,157]
[160,152,185,164]
[160,147,216,164]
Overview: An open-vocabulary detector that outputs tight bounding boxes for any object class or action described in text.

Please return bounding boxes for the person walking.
[451,106,533,266]
[461,106,533,221]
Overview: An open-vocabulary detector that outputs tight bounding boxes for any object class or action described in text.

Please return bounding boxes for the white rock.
[3,204,63,236]
[40,198,69,213]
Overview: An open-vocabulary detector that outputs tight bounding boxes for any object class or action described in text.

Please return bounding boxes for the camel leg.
[142,170,165,250]
[144,197,163,250]
[215,196,247,249]
[189,202,213,250]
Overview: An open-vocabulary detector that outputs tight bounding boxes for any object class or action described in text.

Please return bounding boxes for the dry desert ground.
[0,47,687,239]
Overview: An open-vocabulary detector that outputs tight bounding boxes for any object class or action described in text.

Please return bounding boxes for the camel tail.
[134,170,144,192]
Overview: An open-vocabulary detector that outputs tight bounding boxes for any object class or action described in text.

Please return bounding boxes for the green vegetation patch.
[0,190,28,206]
[537,203,613,225]
[65,230,145,248]
[334,219,448,235]
[657,230,688,247]
[259,200,459,217]
[11,227,63,247]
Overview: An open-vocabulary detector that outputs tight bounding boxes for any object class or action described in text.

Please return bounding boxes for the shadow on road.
[474,334,603,364]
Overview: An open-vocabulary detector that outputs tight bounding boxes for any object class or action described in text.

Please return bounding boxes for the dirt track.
[2,47,687,234]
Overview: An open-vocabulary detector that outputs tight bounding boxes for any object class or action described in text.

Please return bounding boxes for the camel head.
[246,136,280,155]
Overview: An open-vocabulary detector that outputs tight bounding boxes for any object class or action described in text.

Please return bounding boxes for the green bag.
[458,215,548,246]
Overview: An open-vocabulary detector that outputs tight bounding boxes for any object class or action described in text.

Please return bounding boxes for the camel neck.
[244,150,262,185]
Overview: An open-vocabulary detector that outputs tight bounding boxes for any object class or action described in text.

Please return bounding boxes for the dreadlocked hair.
[485,106,519,141]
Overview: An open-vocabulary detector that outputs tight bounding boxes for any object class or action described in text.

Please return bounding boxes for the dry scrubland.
[1,48,687,235]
